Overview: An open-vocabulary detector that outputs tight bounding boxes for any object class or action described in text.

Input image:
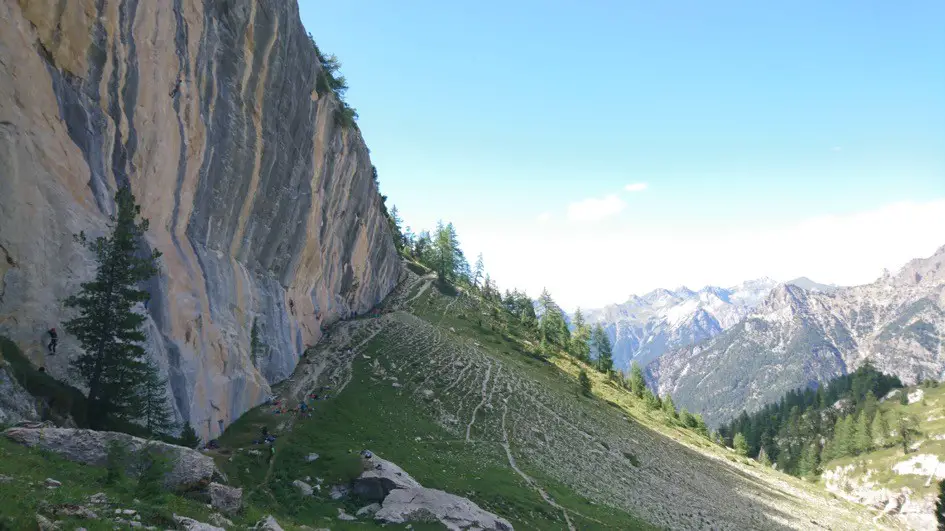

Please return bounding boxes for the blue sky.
[299,1,945,309]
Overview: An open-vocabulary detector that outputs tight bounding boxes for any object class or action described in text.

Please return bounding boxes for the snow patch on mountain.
[582,278,779,372]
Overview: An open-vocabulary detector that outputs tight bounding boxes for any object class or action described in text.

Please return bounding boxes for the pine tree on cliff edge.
[64,186,163,430]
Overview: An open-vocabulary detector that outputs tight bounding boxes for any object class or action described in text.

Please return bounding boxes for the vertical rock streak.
[0,0,399,438]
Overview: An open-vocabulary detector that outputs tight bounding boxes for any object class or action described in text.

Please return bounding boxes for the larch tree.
[629,361,647,399]
[662,394,677,419]
[591,324,613,373]
[472,253,485,289]
[853,412,873,454]
[733,432,749,456]
[63,186,163,429]
[871,409,889,448]
[798,442,821,478]
[893,411,921,454]
[569,308,591,361]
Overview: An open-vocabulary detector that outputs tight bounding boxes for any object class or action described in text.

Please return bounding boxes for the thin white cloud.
[567,194,626,222]
[460,199,945,310]
[624,182,648,192]
[536,212,552,223]
[831,146,842,152]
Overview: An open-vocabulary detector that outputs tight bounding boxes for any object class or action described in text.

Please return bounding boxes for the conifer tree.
[798,442,821,478]
[139,359,176,436]
[388,205,404,251]
[832,415,854,458]
[871,409,889,448]
[662,394,677,419]
[893,411,921,454]
[643,388,661,410]
[472,253,485,288]
[591,324,613,373]
[629,361,647,398]
[579,370,592,397]
[569,308,591,361]
[853,412,873,454]
[179,422,201,449]
[679,408,695,428]
[538,289,569,348]
[733,432,749,456]
[63,186,162,429]
[757,446,772,466]
[693,414,709,437]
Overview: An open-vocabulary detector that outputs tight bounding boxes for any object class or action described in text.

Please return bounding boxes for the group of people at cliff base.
[265,387,331,419]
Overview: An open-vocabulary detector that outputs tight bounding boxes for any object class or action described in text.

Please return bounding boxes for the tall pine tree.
[733,433,749,456]
[139,359,176,436]
[591,324,613,373]
[853,412,873,454]
[662,394,677,419]
[871,409,889,448]
[629,361,647,398]
[64,186,163,429]
[569,308,591,361]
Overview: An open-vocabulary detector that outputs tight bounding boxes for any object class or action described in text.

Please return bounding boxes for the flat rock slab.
[4,427,217,490]
[352,453,422,501]
[376,487,513,530]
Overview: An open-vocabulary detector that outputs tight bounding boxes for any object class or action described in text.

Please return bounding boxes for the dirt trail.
[501,402,576,531]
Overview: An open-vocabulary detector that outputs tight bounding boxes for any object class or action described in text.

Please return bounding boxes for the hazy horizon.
[301,1,945,310]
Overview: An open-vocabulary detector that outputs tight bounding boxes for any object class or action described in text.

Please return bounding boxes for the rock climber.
[47,327,58,354]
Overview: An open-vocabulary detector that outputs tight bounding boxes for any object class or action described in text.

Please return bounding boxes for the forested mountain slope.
[584,279,777,372]
[649,245,945,428]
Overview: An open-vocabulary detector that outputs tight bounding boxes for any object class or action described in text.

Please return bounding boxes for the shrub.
[579,370,592,397]
[136,445,172,499]
[105,440,129,486]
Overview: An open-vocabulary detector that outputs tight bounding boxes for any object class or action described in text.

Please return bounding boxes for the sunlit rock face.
[0,0,400,438]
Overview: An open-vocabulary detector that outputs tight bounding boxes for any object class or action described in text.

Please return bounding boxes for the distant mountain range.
[647,245,945,427]
[582,278,778,372]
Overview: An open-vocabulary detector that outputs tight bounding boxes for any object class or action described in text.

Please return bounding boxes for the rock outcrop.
[0,0,400,438]
[651,245,945,427]
[4,427,216,489]
[208,482,242,515]
[353,452,513,530]
[0,366,39,424]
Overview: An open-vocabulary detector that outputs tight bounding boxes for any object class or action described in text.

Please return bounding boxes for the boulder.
[208,513,234,528]
[305,453,319,462]
[4,427,216,489]
[49,504,97,519]
[338,508,357,521]
[44,478,61,488]
[352,453,422,501]
[174,514,225,531]
[292,479,314,496]
[209,482,242,515]
[356,503,382,517]
[253,515,285,531]
[35,514,59,531]
[375,487,513,530]
[0,367,38,424]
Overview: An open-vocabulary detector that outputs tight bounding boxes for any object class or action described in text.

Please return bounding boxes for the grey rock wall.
[0,0,400,438]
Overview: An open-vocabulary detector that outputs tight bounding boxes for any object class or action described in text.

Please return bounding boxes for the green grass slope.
[818,383,945,529]
[210,267,880,530]
[0,267,884,530]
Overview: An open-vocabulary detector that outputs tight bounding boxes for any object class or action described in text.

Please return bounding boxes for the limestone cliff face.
[0,0,400,437]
